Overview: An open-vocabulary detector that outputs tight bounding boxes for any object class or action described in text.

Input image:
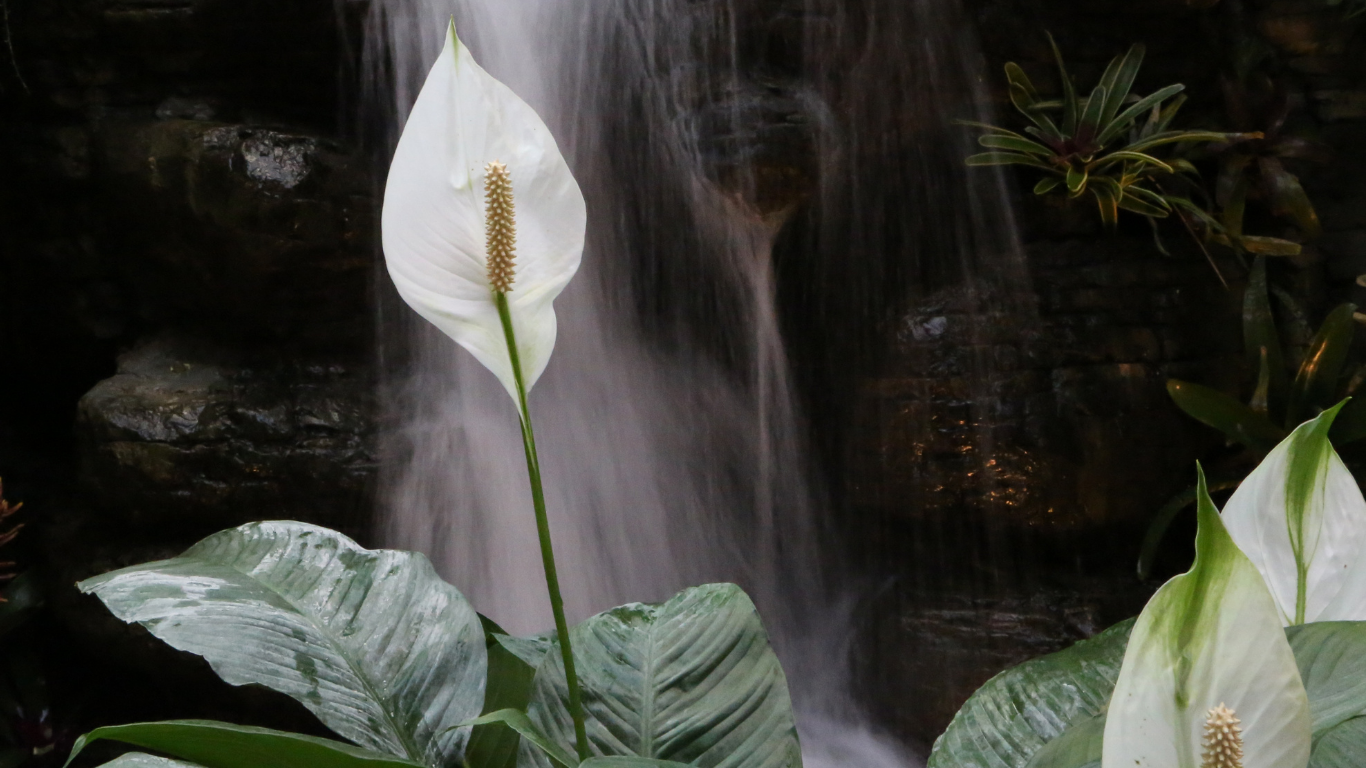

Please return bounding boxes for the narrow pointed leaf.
[1166,379,1286,452]
[1077,85,1107,144]
[1288,305,1357,425]
[64,721,426,768]
[1117,194,1171,218]
[1034,176,1062,195]
[1101,469,1312,768]
[1245,255,1289,416]
[956,120,1030,140]
[1046,33,1079,134]
[1066,164,1087,194]
[462,710,578,768]
[1223,173,1250,237]
[1222,405,1366,625]
[979,134,1054,156]
[1004,62,1039,102]
[1260,157,1322,238]
[524,584,802,768]
[966,152,1051,169]
[927,619,1134,768]
[1096,84,1186,146]
[1101,45,1144,125]
[1091,179,1119,228]
[79,522,486,766]
[1092,151,1173,173]
[382,22,586,403]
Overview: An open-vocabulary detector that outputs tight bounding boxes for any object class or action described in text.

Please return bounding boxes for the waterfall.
[360,0,1026,763]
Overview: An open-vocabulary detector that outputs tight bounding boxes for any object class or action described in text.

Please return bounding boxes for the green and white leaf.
[1101,469,1312,768]
[524,583,802,768]
[79,522,487,767]
[96,756,206,768]
[926,618,1134,768]
[1221,405,1366,625]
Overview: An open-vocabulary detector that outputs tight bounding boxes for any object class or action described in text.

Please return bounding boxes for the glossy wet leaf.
[525,584,801,768]
[1166,379,1286,452]
[1236,235,1304,256]
[1223,406,1366,625]
[1310,717,1366,768]
[1091,178,1119,228]
[1077,85,1107,142]
[468,619,540,768]
[581,759,693,768]
[926,618,1134,768]
[96,756,205,768]
[65,721,426,768]
[1102,469,1312,768]
[1287,304,1356,426]
[464,710,577,768]
[79,522,486,766]
[1022,713,1103,768]
[1286,622,1366,737]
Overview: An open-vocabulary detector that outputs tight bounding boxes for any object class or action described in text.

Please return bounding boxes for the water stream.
[361,0,1025,763]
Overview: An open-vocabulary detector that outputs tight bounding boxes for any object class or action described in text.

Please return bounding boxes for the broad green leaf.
[978,134,1053,156]
[79,522,486,766]
[1166,379,1286,452]
[1101,468,1312,768]
[1022,713,1104,768]
[1288,305,1357,426]
[1065,164,1087,194]
[1077,85,1107,143]
[97,756,205,768]
[581,759,692,768]
[1310,717,1366,767]
[1244,255,1288,418]
[525,584,801,768]
[468,618,540,768]
[1286,622,1366,737]
[463,710,577,768]
[65,721,426,768]
[1222,406,1366,625]
[926,618,1134,768]
[1096,84,1186,146]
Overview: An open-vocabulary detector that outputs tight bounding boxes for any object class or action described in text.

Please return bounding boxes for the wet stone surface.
[76,335,376,535]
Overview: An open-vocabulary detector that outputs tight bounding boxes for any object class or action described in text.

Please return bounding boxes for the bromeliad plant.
[60,22,804,768]
[928,410,1366,768]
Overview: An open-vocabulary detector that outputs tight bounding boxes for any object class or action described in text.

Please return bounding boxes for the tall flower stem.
[496,292,590,761]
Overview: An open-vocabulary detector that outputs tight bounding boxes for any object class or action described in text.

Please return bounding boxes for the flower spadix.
[382,21,585,405]
[1220,402,1366,625]
[1102,468,1311,768]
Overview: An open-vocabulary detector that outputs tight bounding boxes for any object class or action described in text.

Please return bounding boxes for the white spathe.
[1102,469,1311,768]
[1221,403,1366,625]
[382,21,586,406]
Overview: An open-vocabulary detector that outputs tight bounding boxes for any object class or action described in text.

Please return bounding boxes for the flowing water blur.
[361,0,1025,763]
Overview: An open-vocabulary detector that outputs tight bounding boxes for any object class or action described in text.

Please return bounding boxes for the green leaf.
[581,759,692,768]
[1261,156,1323,238]
[966,152,1052,169]
[1245,255,1289,417]
[1046,32,1079,135]
[1004,62,1039,102]
[463,710,578,768]
[1288,304,1358,425]
[1234,234,1304,256]
[468,618,540,768]
[1312,717,1366,767]
[64,721,427,768]
[97,756,206,768]
[1124,128,1254,155]
[1287,622,1366,738]
[1165,379,1287,452]
[1100,44,1144,126]
[1023,713,1104,768]
[1222,404,1366,625]
[1091,178,1119,228]
[1101,468,1312,768]
[978,134,1054,156]
[1095,84,1186,146]
[927,618,1133,768]
[1077,85,1107,143]
[78,522,487,766]
[1091,151,1173,173]
[524,584,802,768]
[956,120,1030,140]
[1065,164,1088,194]
[1034,176,1062,195]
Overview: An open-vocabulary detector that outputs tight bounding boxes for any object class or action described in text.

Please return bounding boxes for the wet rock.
[95,119,374,345]
[76,335,376,535]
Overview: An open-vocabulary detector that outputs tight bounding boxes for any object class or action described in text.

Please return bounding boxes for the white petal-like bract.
[382,21,585,404]
[1102,469,1311,768]
[1221,403,1366,625]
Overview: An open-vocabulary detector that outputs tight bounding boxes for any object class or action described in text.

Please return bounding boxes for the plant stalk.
[495,292,591,761]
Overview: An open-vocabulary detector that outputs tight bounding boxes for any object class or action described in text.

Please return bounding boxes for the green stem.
[495,292,591,761]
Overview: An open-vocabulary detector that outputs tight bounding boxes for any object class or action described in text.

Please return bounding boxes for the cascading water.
[361,0,1025,763]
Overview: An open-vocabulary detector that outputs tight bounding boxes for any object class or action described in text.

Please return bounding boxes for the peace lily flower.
[1219,402,1366,625]
[381,19,586,406]
[1102,468,1311,768]
[380,21,590,760]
